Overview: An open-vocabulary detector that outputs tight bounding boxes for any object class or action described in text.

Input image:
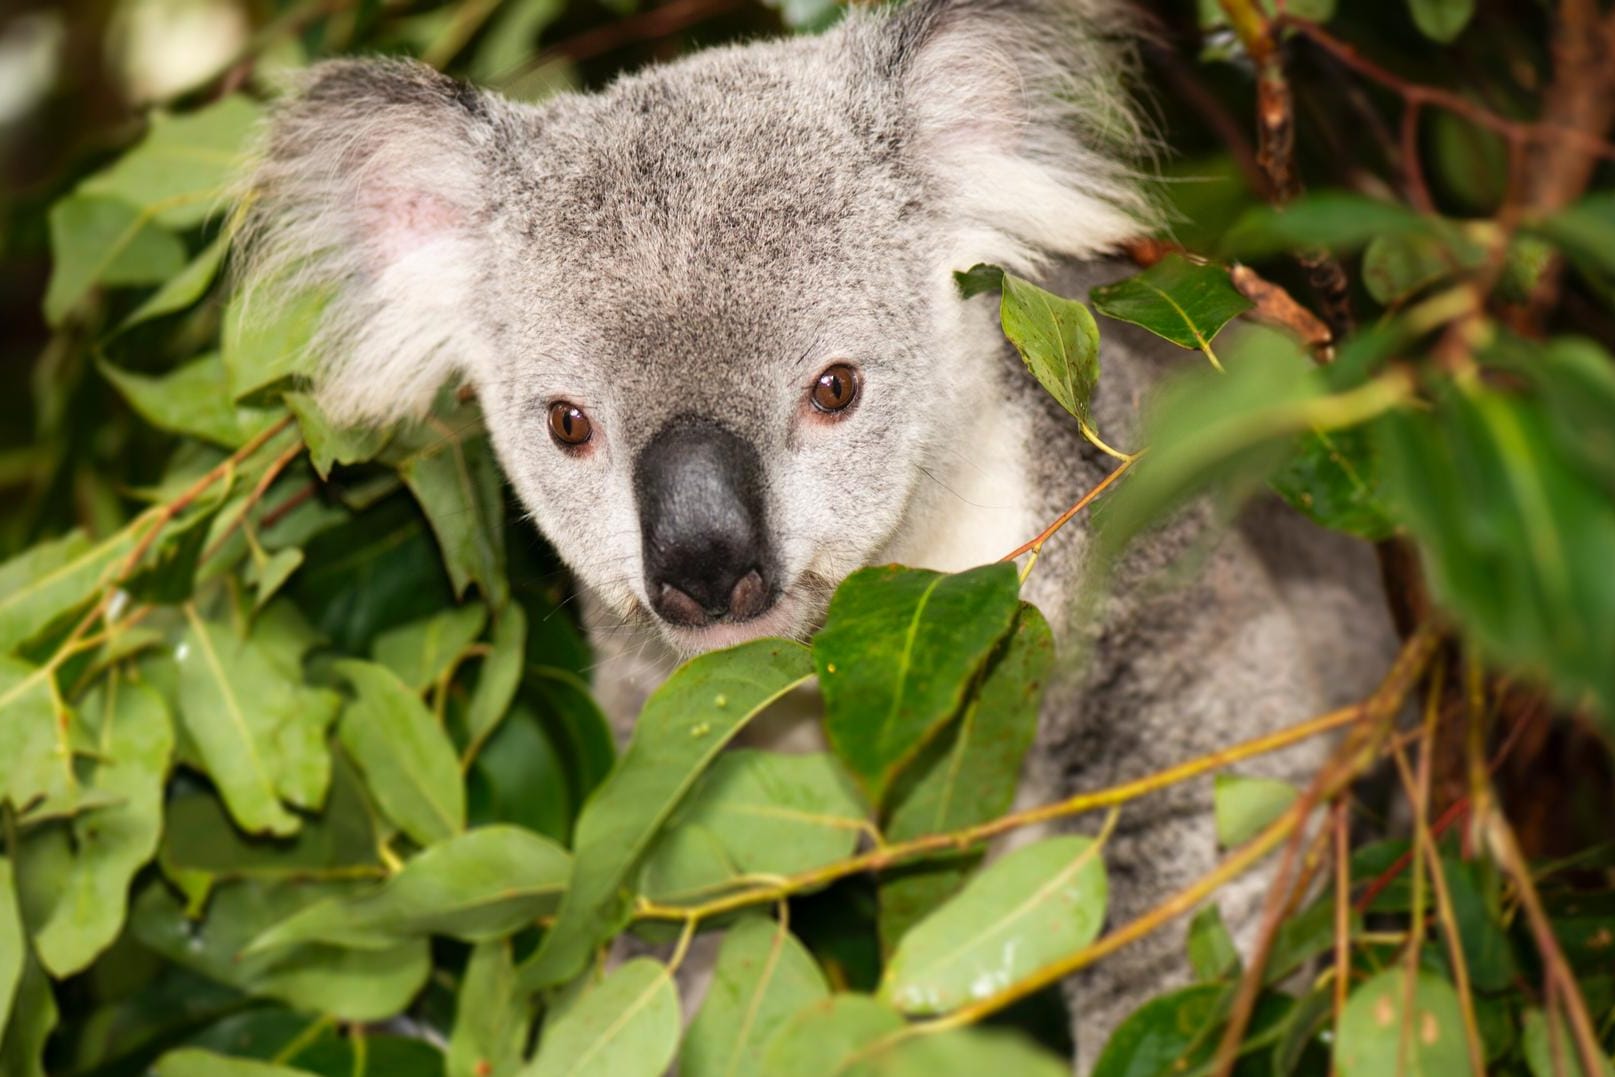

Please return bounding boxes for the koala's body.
[244,0,1398,1067]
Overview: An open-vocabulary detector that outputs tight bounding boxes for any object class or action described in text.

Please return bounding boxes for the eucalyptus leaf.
[0,955,56,1077]
[523,959,679,1077]
[881,834,1108,1016]
[638,750,866,904]
[22,678,172,977]
[759,994,905,1075]
[100,353,280,449]
[334,658,467,845]
[80,95,263,228]
[1213,774,1299,848]
[1534,192,1615,279]
[371,602,488,692]
[0,527,134,657]
[285,391,392,480]
[154,1047,317,1077]
[878,606,1051,947]
[43,194,186,326]
[120,229,231,330]
[1223,193,1445,258]
[449,940,530,1077]
[814,563,1021,806]
[247,825,570,952]
[681,916,830,1077]
[464,605,528,757]
[398,434,509,608]
[1408,0,1475,42]
[1089,254,1251,359]
[518,639,813,991]
[1335,968,1469,1076]
[0,857,22,1036]
[1270,424,1395,540]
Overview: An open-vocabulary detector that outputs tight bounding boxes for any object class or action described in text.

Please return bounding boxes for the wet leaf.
[248,825,570,951]
[1213,774,1298,847]
[523,959,679,1077]
[1089,254,1251,358]
[814,563,1021,806]
[1335,968,1468,1076]
[334,658,466,845]
[881,834,1108,1015]
[517,639,813,991]
[681,916,829,1077]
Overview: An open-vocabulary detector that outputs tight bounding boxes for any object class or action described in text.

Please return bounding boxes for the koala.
[240,0,1398,1068]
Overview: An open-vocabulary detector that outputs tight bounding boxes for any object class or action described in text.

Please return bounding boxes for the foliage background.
[1,0,1613,1075]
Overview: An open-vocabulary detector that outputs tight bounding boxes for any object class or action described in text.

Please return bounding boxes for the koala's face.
[243,1,1150,654]
[474,42,948,652]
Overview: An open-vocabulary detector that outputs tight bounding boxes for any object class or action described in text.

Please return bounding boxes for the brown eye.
[548,402,592,447]
[810,363,860,414]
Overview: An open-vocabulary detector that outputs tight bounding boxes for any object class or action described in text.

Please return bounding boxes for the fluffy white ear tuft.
[873,0,1159,274]
[235,58,511,424]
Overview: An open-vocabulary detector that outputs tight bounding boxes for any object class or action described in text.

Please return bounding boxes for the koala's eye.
[548,402,593,448]
[810,364,860,414]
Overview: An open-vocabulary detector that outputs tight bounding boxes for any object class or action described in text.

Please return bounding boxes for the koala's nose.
[634,417,775,628]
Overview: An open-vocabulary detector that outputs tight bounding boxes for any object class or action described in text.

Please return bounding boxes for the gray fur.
[239,1,1397,1069]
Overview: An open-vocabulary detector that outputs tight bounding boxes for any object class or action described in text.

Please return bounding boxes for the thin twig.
[999,458,1133,563]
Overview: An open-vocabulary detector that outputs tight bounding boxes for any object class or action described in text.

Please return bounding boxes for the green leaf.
[759,995,904,1075]
[1408,0,1474,42]
[1213,774,1298,847]
[101,352,280,448]
[880,834,1108,1016]
[1186,904,1240,982]
[0,955,56,1077]
[523,959,680,1077]
[1361,232,1470,305]
[449,940,530,1077]
[285,391,392,480]
[518,639,813,991]
[222,287,327,402]
[248,825,570,952]
[154,1047,317,1076]
[681,916,829,1077]
[1534,192,1615,280]
[132,877,431,1021]
[175,607,342,837]
[334,658,466,846]
[1335,969,1469,1076]
[1522,1007,1615,1077]
[81,95,263,228]
[851,1027,1069,1077]
[1224,193,1444,258]
[1089,255,1251,358]
[121,229,230,330]
[468,704,574,843]
[20,677,172,977]
[637,751,867,904]
[470,0,567,82]
[0,858,21,1036]
[1270,424,1396,540]
[249,547,305,610]
[878,607,1052,947]
[1092,984,1294,1077]
[372,603,488,692]
[1440,858,1515,993]
[814,563,1021,806]
[398,434,509,607]
[0,657,75,815]
[43,194,186,325]
[1003,272,1102,426]
[1376,375,1615,727]
[464,605,528,758]
[160,757,382,909]
[0,528,133,656]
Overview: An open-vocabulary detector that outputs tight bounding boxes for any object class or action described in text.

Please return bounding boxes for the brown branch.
[998,458,1133,563]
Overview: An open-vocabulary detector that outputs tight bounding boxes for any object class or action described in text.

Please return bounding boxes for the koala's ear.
[236,59,513,424]
[871,0,1157,271]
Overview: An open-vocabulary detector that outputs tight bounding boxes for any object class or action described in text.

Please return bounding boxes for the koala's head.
[240,0,1152,655]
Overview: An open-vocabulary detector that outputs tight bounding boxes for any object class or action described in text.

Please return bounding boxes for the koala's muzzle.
[634,417,775,628]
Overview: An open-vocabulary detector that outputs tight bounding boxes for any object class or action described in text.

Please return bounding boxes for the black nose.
[634,417,775,628]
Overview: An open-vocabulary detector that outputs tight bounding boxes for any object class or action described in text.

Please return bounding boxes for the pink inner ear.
[364,187,464,263]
